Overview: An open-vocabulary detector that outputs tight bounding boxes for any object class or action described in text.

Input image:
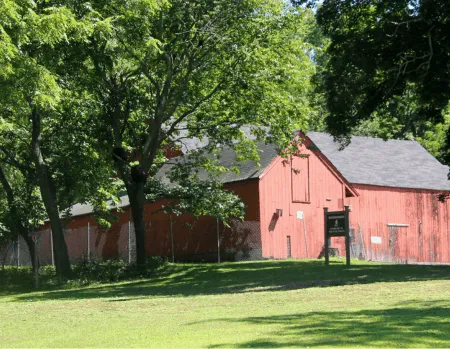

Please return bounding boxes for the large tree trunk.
[109,81,162,267]
[31,109,72,279]
[127,181,147,266]
[113,158,148,266]
[23,235,40,280]
[110,119,149,266]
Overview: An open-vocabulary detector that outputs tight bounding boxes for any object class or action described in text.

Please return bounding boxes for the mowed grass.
[1,258,450,348]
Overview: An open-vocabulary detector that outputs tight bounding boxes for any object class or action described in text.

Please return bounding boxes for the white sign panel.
[296,211,304,219]
[371,236,382,244]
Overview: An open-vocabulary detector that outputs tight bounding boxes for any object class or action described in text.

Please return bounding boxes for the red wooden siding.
[346,185,450,263]
[259,138,450,264]
[259,145,347,259]
[139,179,261,260]
[259,143,450,263]
[40,179,262,262]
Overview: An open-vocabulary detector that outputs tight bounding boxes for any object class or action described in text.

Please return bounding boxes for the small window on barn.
[291,155,310,203]
[345,187,355,198]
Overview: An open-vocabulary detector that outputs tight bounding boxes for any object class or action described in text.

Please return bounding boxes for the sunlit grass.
[1,258,450,348]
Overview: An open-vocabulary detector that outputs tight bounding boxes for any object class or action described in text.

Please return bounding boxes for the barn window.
[291,155,310,203]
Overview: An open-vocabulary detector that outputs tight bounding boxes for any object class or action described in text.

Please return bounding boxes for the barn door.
[291,156,310,203]
[388,226,397,261]
[294,211,309,259]
[286,236,292,258]
[388,225,408,263]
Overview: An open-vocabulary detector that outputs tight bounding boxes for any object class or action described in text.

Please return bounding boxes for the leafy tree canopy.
[0,0,121,214]
[0,0,122,276]
[313,0,450,158]
[68,0,319,264]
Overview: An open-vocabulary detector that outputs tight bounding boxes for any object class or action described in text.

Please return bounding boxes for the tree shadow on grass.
[204,300,450,348]
[7,259,450,302]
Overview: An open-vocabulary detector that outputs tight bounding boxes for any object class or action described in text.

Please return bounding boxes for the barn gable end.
[258,136,354,259]
[306,132,450,263]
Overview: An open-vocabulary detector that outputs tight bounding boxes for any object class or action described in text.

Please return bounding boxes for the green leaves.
[150,176,246,223]
[0,164,46,237]
[0,0,123,233]
[27,6,83,46]
[316,0,450,151]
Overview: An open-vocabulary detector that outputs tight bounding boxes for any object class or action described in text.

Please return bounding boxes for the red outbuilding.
[35,131,450,265]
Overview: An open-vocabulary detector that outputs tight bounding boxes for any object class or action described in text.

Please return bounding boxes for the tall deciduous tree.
[74,0,317,265]
[314,0,450,154]
[0,1,119,277]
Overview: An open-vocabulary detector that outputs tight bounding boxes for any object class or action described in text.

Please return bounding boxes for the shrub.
[71,257,167,284]
[0,257,167,291]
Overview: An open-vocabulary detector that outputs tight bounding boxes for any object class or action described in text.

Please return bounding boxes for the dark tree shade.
[315,0,450,152]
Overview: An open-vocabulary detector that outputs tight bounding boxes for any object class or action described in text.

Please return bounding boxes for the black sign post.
[324,205,351,266]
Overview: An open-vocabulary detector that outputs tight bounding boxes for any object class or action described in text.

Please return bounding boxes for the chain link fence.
[163,218,262,262]
[2,217,261,266]
[1,234,33,268]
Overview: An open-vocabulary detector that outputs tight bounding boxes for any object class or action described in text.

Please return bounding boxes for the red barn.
[35,131,450,265]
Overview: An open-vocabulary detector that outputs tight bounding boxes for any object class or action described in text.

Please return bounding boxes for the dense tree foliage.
[314,0,450,158]
[352,96,450,161]
[71,0,318,265]
[0,1,119,277]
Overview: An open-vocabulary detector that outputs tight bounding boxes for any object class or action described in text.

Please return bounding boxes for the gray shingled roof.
[65,141,278,219]
[307,132,450,191]
[156,142,279,185]
[65,132,450,219]
[67,195,130,219]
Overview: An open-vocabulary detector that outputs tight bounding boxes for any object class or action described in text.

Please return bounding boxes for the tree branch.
[0,146,34,173]
[159,80,224,147]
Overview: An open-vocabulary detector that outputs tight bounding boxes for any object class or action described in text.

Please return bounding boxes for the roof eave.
[350,182,450,192]
[299,131,359,197]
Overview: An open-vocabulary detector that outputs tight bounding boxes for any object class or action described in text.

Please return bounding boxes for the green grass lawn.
[1,258,450,348]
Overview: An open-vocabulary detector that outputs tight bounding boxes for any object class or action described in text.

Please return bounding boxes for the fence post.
[217,217,221,263]
[128,221,131,264]
[324,207,329,266]
[33,239,39,289]
[345,205,351,267]
[50,230,54,266]
[87,222,91,262]
[17,234,19,267]
[170,215,174,263]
